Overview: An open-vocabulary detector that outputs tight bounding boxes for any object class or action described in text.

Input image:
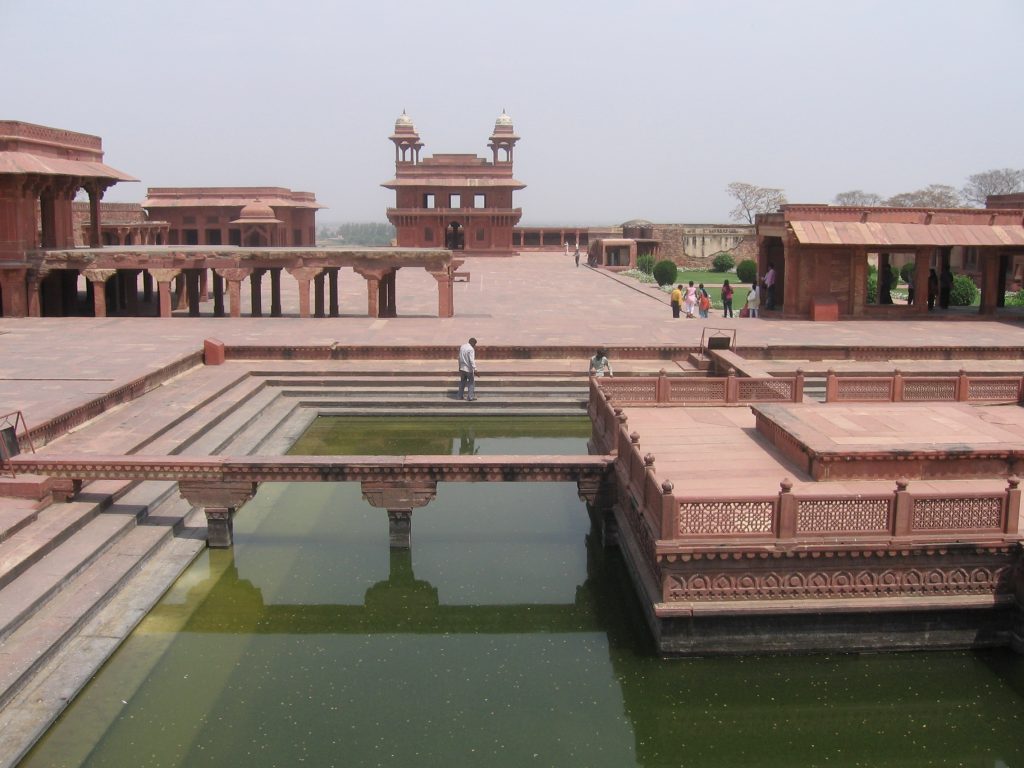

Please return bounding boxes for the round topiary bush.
[736,259,757,284]
[949,274,979,306]
[636,254,655,275]
[711,252,735,273]
[899,262,915,283]
[653,260,678,286]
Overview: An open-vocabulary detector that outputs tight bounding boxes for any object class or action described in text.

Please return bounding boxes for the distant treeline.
[317,222,395,246]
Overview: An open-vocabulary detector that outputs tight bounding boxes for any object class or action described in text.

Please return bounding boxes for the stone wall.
[653,223,756,269]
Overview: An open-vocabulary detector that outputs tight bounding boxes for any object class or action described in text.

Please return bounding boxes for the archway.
[445,222,464,250]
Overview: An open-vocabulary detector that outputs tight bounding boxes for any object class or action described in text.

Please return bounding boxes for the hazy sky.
[3,0,1021,225]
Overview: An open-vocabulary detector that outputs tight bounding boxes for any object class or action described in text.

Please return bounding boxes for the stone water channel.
[20,416,1024,767]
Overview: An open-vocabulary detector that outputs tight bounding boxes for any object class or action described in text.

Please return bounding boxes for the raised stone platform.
[753,402,1024,480]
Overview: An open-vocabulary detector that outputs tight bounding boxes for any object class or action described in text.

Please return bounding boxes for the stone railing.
[588,382,1022,558]
[669,478,1020,542]
[825,370,1024,403]
[592,370,804,406]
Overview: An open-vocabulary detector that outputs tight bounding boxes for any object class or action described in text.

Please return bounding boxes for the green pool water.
[21,417,1024,767]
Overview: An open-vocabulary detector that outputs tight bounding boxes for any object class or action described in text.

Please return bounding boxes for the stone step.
[0,492,192,713]
[0,479,133,592]
[311,406,589,418]
[0,502,39,544]
[0,481,179,643]
[283,390,587,402]
[46,366,258,456]
[0,511,207,768]
[262,376,587,388]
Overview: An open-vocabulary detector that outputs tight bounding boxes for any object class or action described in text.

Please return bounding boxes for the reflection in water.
[21,421,1024,768]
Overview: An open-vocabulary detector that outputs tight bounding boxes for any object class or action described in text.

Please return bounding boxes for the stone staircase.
[0,362,593,764]
[802,375,828,403]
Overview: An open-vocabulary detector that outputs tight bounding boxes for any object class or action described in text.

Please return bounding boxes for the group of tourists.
[669,262,776,320]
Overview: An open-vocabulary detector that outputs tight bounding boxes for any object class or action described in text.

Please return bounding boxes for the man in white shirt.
[458,338,478,401]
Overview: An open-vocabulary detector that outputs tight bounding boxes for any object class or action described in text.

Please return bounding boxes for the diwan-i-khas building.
[383,111,524,256]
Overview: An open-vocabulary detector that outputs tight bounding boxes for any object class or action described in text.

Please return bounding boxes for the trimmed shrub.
[736,259,757,284]
[867,272,878,303]
[899,262,915,283]
[949,274,979,306]
[636,254,655,275]
[653,260,678,286]
[711,252,735,273]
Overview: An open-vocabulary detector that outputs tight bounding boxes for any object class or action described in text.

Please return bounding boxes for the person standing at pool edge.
[458,338,478,401]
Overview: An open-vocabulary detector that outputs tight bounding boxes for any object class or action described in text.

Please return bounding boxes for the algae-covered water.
[21,417,1024,767]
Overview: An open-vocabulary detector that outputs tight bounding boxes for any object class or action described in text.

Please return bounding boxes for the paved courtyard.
[2,253,1023,430]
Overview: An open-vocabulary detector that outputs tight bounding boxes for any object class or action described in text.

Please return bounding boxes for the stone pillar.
[149,269,181,318]
[270,267,282,317]
[82,269,116,318]
[26,271,42,317]
[777,478,796,539]
[0,269,29,318]
[386,511,413,548]
[313,271,326,317]
[215,268,252,318]
[354,267,386,317]
[914,248,932,314]
[87,185,103,249]
[979,250,1000,316]
[578,471,617,547]
[186,269,201,316]
[286,266,322,319]
[360,480,438,550]
[178,480,259,548]
[429,268,454,318]
[327,267,340,316]
[212,271,225,317]
[250,269,264,317]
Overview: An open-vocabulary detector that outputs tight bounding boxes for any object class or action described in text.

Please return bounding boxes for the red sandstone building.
[756,204,1024,319]
[383,111,524,256]
[142,187,322,247]
[0,120,455,319]
[0,121,136,316]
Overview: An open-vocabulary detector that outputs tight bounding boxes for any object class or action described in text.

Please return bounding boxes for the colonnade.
[8,246,457,319]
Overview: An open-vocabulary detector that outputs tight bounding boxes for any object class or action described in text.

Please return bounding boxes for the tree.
[726,182,787,224]
[884,184,960,208]
[959,168,1024,207]
[833,190,883,206]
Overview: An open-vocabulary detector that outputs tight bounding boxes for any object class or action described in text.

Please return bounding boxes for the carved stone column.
[82,268,116,317]
[149,268,181,318]
[286,266,322,319]
[429,267,454,318]
[215,268,252,318]
[360,480,438,549]
[179,480,259,548]
[270,267,282,317]
[353,266,387,318]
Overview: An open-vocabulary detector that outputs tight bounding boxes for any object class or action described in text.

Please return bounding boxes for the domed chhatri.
[234,200,280,223]
[395,110,415,128]
[495,110,513,127]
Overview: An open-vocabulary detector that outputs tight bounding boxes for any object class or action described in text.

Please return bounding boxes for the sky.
[2,0,1022,226]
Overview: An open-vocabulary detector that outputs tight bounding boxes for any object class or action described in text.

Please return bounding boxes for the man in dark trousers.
[457,337,478,401]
